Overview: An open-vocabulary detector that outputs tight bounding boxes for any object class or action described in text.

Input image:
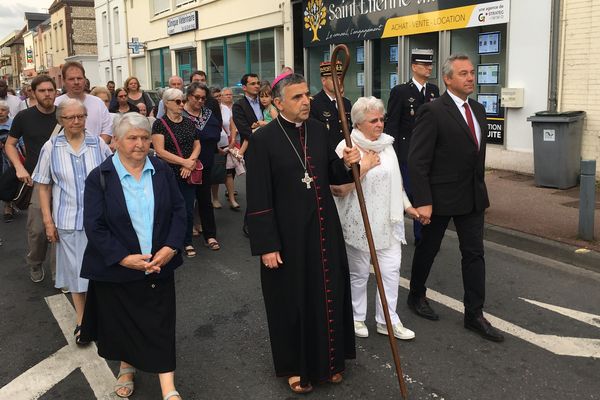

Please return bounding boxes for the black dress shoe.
[407,295,439,320]
[464,316,505,342]
[242,223,249,238]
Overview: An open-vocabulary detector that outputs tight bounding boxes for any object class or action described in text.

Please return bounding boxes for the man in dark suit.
[310,61,352,150]
[232,73,263,237]
[407,54,504,343]
[386,49,440,245]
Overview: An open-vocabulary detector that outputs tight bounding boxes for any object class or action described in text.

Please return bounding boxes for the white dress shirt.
[446,89,481,147]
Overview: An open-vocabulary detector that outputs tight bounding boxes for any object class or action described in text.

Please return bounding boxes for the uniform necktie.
[420,87,425,103]
[332,99,337,109]
[463,102,479,149]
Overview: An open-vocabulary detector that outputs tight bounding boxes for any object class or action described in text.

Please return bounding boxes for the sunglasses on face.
[192,95,206,101]
[169,99,184,105]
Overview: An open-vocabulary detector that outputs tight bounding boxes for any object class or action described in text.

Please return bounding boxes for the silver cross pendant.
[301,172,313,189]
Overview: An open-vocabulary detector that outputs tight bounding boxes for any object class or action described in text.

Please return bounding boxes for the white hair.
[56,98,87,122]
[0,100,9,110]
[112,112,151,140]
[350,96,385,128]
[162,88,184,102]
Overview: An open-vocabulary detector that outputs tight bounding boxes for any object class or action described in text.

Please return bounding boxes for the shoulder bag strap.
[159,117,184,158]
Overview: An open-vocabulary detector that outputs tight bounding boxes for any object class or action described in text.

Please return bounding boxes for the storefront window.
[344,41,365,103]
[176,49,197,83]
[249,30,275,82]
[206,39,225,88]
[307,44,330,96]
[149,47,172,89]
[227,35,247,86]
[205,29,275,88]
[373,37,399,106]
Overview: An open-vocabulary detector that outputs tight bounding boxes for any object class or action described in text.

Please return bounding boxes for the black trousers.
[195,166,217,241]
[409,210,486,317]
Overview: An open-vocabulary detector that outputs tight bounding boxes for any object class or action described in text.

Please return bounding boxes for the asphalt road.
[1,176,599,399]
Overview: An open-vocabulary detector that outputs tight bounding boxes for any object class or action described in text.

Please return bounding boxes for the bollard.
[578,160,596,241]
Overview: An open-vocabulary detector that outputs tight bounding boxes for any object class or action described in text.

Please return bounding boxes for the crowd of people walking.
[0,50,505,398]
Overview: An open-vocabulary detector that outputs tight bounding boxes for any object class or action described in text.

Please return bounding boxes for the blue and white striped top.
[32,131,112,230]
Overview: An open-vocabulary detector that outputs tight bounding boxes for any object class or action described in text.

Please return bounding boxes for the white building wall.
[485,0,553,175]
[95,0,130,88]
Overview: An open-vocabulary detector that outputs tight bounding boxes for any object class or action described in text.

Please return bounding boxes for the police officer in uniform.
[310,61,352,150]
[386,49,440,244]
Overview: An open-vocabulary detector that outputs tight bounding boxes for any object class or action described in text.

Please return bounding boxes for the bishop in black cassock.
[245,73,359,393]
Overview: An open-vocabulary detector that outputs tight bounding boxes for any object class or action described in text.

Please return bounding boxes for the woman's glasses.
[169,99,184,105]
[62,114,87,121]
[193,95,206,101]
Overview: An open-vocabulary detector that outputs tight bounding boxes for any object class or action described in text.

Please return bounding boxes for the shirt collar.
[412,78,426,93]
[53,131,97,148]
[112,152,155,181]
[245,94,258,104]
[279,113,304,128]
[446,89,469,109]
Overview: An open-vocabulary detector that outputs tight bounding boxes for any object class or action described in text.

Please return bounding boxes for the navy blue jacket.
[81,155,186,283]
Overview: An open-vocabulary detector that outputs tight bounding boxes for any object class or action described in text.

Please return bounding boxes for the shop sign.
[486,117,504,145]
[303,0,510,46]
[167,11,198,35]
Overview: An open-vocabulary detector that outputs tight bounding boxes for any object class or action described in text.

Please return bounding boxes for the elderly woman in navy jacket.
[79,113,186,400]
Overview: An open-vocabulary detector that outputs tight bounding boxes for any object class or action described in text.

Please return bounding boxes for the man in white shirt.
[54,61,112,144]
[0,80,22,117]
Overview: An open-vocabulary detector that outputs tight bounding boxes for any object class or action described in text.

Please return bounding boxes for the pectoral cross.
[301,172,313,189]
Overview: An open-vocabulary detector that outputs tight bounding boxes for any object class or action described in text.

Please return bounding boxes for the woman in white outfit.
[332,96,419,340]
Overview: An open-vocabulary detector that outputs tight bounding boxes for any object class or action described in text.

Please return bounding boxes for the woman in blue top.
[182,82,222,250]
[80,112,186,400]
[32,98,112,344]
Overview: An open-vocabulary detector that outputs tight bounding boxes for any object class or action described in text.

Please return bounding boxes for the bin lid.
[527,110,586,123]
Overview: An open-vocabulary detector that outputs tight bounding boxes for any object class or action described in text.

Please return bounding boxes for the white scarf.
[350,128,404,226]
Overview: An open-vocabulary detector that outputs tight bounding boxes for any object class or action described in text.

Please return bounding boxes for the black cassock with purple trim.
[246,116,356,386]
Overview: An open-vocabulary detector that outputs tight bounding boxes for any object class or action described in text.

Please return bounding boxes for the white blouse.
[334,140,411,252]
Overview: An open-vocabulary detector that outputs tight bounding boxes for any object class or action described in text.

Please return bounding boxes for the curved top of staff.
[329,44,353,148]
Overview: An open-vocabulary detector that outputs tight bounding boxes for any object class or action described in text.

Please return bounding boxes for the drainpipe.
[547,0,561,112]
[107,0,114,81]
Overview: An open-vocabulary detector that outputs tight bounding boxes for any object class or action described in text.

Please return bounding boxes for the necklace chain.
[276,118,308,171]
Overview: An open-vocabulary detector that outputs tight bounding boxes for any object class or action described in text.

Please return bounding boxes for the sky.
[0,1,51,41]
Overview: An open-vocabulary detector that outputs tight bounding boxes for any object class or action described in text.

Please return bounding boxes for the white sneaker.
[354,321,369,338]
[376,322,415,340]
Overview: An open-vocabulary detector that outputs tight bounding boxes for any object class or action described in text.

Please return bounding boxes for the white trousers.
[346,240,402,325]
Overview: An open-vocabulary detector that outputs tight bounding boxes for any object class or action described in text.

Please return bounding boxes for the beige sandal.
[288,376,313,394]
[163,390,182,400]
[114,367,136,398]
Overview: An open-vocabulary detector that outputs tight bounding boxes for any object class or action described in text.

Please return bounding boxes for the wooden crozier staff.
[330,44,409,400]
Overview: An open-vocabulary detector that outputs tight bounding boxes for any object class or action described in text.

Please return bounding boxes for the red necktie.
[463,102,479,149]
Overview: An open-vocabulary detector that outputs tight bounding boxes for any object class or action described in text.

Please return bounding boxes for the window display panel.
[149,48,171,89]
[343,40,365,103]
[177,49,197,83]
[373,37,399,106]
[227,35,247,87]
[307,44,330,97]
[249,30,276,82]
[407,33,439,85]
[206,39,225,88]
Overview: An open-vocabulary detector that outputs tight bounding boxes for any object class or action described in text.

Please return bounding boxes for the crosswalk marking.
[0,294,124,400]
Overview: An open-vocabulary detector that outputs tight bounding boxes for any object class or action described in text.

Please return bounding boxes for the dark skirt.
[80,273,176,373]
[211,153,227,184]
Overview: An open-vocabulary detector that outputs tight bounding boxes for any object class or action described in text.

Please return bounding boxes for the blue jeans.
[177,180,196,246]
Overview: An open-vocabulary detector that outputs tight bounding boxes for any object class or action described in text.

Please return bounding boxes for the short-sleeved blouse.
[152,116,197,181]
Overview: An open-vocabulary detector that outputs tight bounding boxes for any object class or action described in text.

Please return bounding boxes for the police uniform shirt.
[310,89,352,150]
[386,79,439,163]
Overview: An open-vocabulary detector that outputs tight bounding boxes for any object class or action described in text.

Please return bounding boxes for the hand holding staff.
[330,44,409,400]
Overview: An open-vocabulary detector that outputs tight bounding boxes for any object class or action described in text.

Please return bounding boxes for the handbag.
[12,181,33,210]
[159,118,203,184]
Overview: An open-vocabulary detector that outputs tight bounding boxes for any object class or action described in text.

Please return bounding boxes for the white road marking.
[0,294,123,400]
[520,297,600,329]
[396,277,600,358]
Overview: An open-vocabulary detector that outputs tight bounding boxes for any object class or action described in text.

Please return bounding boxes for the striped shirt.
[32,132,112,230]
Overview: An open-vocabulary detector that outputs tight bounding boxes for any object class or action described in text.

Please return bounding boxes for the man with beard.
[5,75,60,282]
[245,72,360,394]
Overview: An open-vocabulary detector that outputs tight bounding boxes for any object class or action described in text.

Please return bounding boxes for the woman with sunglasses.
[152,88,200,258]
[182,82,221,251]
[109,88,139,115]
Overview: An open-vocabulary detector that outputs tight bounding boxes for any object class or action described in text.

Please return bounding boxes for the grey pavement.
[0,173,599,399]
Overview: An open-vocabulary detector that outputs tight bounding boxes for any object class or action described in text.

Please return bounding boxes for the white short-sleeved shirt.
[32,132,112,230]
[3,94,21,118]
[55,94,113,137]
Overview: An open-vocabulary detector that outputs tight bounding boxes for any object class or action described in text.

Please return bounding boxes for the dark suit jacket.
[81,155,186,283]
[232,96,263,144]
[310,89,352,150]
[408,92,489,216]
[386,80,439,162]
